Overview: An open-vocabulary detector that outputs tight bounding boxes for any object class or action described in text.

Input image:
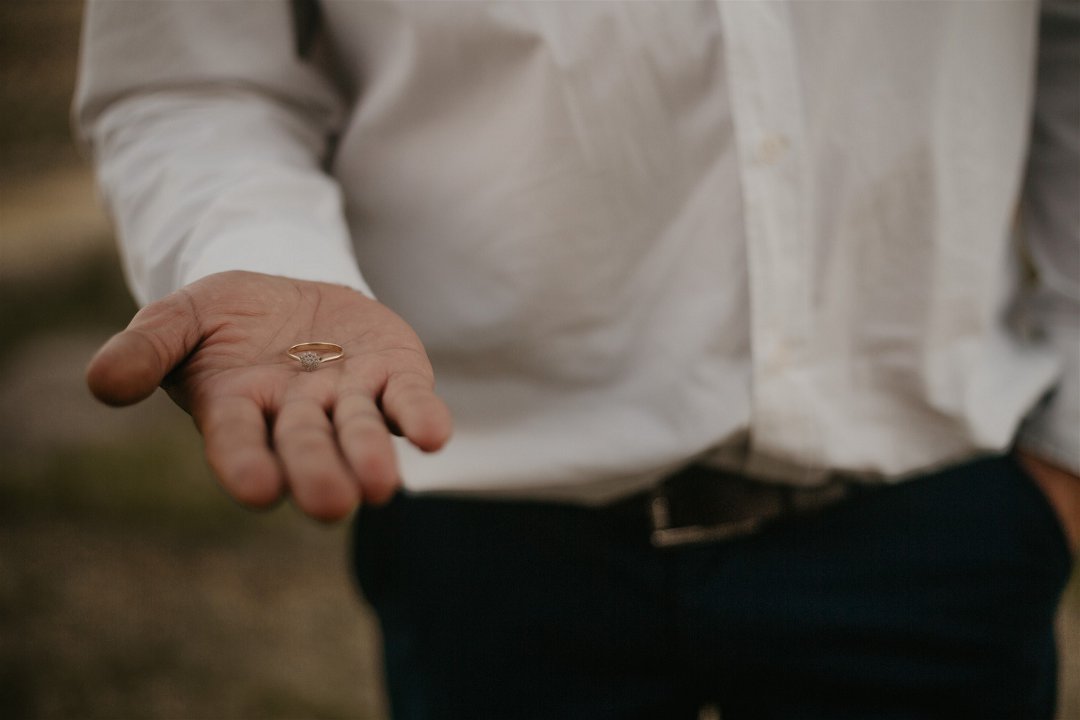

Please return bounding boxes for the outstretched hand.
[86,271,452,521]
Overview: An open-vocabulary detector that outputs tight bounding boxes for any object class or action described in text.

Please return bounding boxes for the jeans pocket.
[1007,453,1074,578]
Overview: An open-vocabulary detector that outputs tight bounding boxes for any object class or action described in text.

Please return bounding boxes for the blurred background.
[0,2,1076,719]
[1,2,386,717]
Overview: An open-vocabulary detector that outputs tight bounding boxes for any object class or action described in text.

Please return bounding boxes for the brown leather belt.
[611,464,854,548]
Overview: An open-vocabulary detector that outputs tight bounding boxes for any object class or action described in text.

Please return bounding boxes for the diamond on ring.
[287,342,345,371]
[297,351,321,372]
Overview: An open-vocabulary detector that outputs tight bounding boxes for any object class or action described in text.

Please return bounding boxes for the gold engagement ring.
[287,342,345,371]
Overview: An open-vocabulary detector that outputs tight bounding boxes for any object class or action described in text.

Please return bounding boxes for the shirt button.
[757,133,790,165]
[769,339,793,373]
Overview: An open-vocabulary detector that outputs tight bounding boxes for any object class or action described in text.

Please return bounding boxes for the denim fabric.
[352,455,1072,719]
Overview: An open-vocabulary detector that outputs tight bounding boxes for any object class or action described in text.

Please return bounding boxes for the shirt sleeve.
[74,0,373,305]
[1018,0,1080,475]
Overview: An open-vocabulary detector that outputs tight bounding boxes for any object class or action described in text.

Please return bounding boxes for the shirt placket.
[717,2,821,474]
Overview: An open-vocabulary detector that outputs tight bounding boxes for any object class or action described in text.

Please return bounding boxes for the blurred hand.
[86,271,452,521]
[1018,450,1080,556]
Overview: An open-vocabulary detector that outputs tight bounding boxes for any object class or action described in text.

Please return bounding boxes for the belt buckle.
[646,470,853,548]
[647,483,770,549]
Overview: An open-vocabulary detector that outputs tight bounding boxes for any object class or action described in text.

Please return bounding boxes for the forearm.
[84,88,371,303]
[75,0,370,304]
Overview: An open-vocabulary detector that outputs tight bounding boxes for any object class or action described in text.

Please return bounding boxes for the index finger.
[197,394,284,508]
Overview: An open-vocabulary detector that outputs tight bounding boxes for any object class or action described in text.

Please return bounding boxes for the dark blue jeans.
[352,455,1073,719]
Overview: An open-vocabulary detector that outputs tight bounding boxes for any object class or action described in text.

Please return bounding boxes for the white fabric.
[76,0,1079,502]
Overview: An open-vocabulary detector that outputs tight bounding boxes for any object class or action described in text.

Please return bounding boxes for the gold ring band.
[287,342,345,371]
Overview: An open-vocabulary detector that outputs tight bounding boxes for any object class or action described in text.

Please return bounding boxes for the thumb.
[87,291,202,406]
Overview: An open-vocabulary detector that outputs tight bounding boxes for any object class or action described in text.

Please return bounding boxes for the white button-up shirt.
[77,1,1079,502]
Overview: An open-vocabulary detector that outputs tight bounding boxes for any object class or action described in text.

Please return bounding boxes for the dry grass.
[0,293,390,719]
[1,5,389,716]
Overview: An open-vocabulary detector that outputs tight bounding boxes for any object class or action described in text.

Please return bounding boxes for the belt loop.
[649,486,672,534]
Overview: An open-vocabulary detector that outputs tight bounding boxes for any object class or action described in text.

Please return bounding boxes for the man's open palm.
[86,271,452,521]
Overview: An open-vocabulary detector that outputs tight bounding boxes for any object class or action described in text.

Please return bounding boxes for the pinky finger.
[380,371,453,453]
